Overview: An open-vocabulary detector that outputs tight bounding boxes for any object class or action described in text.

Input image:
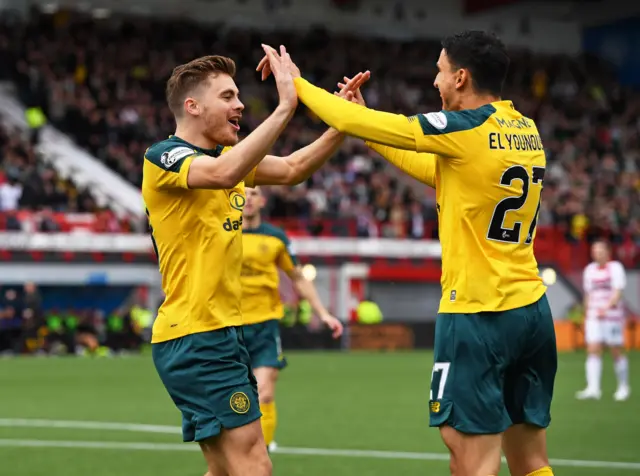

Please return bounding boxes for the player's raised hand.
[280,47,301,78]
[256,52,272,81]
[257,44,301,81]
[261,44,298,110]
[319,312,344,339]
[335,71,370,106]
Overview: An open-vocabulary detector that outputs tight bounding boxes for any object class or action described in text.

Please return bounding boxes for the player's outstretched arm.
[272,225,343,338]
[295,76,478,159]
[257,45,418,151]
[368,143,437,189]
[334,76,438,189]
[250,70,370,187]
[295,76,420,151]
[296,74,486,158]
[252,128,343,186]
[334,76,437,188]
[186,107,293,189]
[186,45,297,189]
[287,267,343,338]
[265,46,488,159]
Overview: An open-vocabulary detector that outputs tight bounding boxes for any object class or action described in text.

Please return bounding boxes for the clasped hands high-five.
[256,44,370,110]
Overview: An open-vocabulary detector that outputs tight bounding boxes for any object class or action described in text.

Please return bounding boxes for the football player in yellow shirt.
[143,48,366,476]
[241,186,343,450]
[259,32,556,476]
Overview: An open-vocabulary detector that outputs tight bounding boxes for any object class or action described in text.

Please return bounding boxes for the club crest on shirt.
[229,191,246,211]
[230,391,250,414]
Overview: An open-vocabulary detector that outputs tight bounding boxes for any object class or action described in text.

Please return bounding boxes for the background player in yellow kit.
[241,186,343,450]
[144,49,367,476]
[258,32,556,476]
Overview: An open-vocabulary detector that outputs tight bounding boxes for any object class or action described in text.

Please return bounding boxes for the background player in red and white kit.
[577,239,630,402]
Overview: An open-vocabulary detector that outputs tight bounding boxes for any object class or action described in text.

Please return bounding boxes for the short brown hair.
[165,55,236,116]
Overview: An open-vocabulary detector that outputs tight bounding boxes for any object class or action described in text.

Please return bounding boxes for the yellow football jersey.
[294,78,546,313]
[142,136,256,343]
[241,223,298,325]
[366,142,436,188]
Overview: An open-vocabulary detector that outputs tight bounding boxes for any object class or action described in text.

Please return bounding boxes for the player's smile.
[228,115,241,131]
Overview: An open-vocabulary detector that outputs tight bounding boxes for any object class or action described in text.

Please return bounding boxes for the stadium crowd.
[0,120,107,231]
[0,282,150,356]
[0,119,141,232]
[0,8,638,244]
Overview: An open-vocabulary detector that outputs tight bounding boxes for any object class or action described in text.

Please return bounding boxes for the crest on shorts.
[230,392,250,414]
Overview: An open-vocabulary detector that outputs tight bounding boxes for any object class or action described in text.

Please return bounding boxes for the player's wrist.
[326,128,344,139]
[318,311,333,321]
[274,102,297,116]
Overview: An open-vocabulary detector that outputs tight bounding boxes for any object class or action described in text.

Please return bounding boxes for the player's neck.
[243,216,261,230]
[173,125,218,151]
[459,93,501,111]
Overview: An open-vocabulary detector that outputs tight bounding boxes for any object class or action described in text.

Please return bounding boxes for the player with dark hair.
[143,49,367,476]
[259,31,556,476]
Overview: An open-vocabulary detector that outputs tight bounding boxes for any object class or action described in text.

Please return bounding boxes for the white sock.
[586,354,602,392]
[615,356,629,389]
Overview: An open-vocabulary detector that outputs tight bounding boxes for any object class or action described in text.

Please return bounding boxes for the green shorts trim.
[243,319,287,370]
[429,294,557,435]
[152,327,261,442]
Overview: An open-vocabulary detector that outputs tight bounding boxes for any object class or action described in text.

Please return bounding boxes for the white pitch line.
[0,419,639,471]
[0,439,196,452]
[0,419,180,434]
[275,446,449,462]
[274,447,640,470]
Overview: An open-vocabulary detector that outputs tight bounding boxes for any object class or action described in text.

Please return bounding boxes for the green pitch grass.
[0,351,639,475]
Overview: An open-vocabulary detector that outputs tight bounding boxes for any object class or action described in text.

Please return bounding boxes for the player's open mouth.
[228,118,240,131]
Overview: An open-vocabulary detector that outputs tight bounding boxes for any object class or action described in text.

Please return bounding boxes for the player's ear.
[184,97,201,117]
[455,68,468,90]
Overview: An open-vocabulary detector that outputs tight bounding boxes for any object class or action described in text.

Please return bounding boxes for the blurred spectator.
[408,201,427,240]
[45,308,74,355]
[75,309,101,355]
[4,211,21,230]
[0,283,152,356]
[0,176,22,211]
[23,281,42,318]
[0,119,141,231]
[0,288,22,354]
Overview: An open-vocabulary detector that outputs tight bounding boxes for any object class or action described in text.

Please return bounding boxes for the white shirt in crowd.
[0,182,23,211]
[583,260,626,322]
